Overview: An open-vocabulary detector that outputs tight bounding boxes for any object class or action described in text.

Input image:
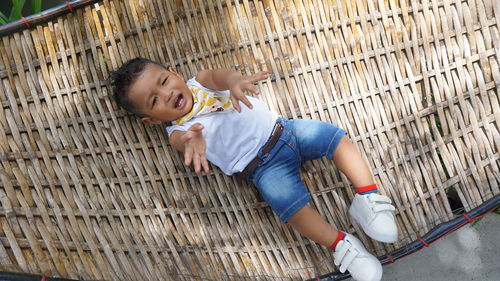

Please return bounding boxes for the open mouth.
[174,94,184,109]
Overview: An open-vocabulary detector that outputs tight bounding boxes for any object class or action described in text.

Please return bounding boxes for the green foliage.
[10,0,26,20]
[0,12,8,24]
[32,0,42,14]
[0,0,43,25]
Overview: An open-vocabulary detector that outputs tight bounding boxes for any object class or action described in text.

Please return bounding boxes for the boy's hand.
[181,123,209,173]
[228,71,270,112]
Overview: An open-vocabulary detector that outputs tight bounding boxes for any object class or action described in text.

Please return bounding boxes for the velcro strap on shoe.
[368,194,392,204]
[334,241,350,267]
[373,204,396,213]
[340,248,359,273]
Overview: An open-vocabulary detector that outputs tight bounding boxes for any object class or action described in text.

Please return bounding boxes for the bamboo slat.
[0,0,498,280]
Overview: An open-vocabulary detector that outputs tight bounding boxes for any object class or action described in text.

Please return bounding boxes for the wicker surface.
[0,0,498,280]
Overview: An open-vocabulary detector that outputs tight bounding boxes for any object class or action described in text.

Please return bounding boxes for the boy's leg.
[288,205,382,281]
[288,204,339,247]
[254,119,383,281]
[332,136,397,243]
[286,134,392,281]
[332,136,375,188]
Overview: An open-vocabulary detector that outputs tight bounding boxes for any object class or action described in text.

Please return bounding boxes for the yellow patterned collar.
[173,86,234,125]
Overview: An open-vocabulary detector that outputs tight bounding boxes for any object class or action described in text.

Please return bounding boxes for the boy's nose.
[162,90,172,103]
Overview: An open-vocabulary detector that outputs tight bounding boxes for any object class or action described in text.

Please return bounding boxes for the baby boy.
[111,58,398,281]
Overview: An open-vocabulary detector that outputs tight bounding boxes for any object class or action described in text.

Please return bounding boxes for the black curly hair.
[110,57,168,117]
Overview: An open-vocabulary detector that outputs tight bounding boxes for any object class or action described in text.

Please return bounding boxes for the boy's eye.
[152,96,158,107]
[162,77,168,85]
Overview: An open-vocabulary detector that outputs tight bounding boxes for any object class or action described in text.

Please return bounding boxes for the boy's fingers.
[189,123,204,132]
[249,71,270,83]
[201,156,209,173]
[240,96,253,110]
[193,153,201,173]
[259,71,270,80]
[246,84,260,95]
[180,132,193,143]
[184,148,193,166]
[231,96,242,112]
[231,88,244,98]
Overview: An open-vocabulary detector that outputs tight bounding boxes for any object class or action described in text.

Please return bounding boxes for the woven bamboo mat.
[0,0,498,280]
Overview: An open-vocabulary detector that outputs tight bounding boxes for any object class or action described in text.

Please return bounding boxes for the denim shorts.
[246,118,347,222]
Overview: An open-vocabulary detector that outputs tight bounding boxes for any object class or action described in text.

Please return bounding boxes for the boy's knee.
[258,181,311,221]
[261,185,297,205]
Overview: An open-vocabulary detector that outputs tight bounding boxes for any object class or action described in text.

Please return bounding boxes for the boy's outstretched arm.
[169,123,209,173]
[196,69,269,112]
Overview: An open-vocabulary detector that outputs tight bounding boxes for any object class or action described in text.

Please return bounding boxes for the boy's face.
[128,63,193,124]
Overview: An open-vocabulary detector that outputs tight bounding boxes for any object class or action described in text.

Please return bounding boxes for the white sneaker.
[349,193,398,243]
[333,233,383,281]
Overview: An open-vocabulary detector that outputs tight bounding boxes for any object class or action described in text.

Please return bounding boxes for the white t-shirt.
[166,78,279,175]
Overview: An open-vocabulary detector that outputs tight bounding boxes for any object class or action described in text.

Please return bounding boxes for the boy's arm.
[169,123,209,173]
[195,69,269,112]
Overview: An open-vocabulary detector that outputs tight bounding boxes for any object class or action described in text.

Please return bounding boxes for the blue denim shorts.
[246,118,346,222]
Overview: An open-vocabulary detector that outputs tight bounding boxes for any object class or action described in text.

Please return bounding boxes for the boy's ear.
[167,66,177,73]
[141,117,162,125]
[168,66,184,80]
